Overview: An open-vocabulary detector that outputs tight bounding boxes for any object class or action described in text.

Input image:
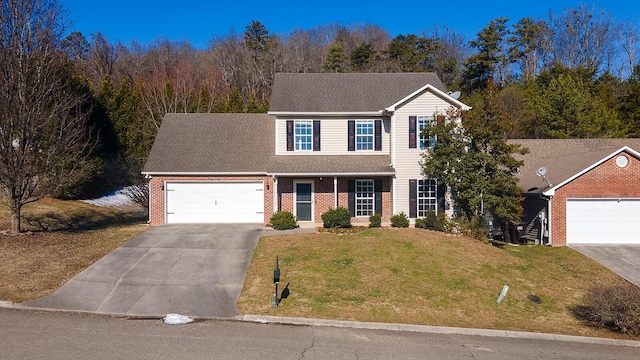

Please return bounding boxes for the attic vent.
[616,155,629,168]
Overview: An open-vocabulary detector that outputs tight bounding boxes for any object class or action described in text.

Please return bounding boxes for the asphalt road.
[2,309,638,360]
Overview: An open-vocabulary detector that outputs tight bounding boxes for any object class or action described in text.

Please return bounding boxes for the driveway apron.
[569,245,640,287]
[23,224,261,318]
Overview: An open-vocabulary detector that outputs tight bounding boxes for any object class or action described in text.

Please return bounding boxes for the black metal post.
[273,257,280,306]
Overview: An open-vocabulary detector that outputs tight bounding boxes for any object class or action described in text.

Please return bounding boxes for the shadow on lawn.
[22,207,147,232]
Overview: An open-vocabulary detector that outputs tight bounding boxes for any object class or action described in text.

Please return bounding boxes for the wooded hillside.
[5,1,640,198]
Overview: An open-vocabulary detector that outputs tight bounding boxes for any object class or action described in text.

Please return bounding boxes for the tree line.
[1,0,639,232]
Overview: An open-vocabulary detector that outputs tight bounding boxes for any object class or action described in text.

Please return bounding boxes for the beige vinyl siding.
[275,117,390,155]
[392,90,460,218]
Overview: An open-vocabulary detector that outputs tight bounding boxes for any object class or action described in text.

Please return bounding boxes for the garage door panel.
[566,199,640,244]
[166,182,264,224]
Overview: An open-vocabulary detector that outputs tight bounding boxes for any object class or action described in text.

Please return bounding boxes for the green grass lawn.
[238,228,634,339]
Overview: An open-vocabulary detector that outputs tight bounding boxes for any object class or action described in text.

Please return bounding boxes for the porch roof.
[266,155,395,176]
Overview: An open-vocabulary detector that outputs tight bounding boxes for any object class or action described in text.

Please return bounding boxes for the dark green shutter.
[348,179,355,216]
[286,120,294,151]
[374,120,382,151]
[409,179,417,218]
[348,120,355,151]
[409,116,416,149]
[374,179,382,215]
[313,120,321,151]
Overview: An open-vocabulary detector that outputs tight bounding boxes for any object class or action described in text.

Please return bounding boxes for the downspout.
[547,195,553,246]
[145,174,151,224]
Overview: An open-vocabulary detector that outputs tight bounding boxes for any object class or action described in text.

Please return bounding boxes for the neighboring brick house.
[143,73,470,226]
[511,139,640,246]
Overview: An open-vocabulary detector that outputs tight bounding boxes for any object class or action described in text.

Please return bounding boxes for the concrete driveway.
[569,245,640,287]
[23,224,261,318]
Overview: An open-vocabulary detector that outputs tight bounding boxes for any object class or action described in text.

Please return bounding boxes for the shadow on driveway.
[23,224,261,318]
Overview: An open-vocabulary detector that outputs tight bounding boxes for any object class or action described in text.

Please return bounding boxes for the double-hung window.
[355,120,374,150]
[417,179,437,217]
[417,115,437,149]
[294,120,313,151]
[355,179,374,217]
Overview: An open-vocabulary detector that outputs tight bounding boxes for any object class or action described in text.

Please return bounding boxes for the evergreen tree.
[423,80,527,224]
[323,43,346,73]
[227,87,245,112]
[350,42,374,71]
[536,71,625,138]
[462,18,509,92]
[621,65,640,137]
[507,17,545,79]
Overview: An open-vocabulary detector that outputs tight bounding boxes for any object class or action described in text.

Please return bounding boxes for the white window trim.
[417,115,437,150]
[355,120,374,151]
[294,120,313,151]
[355,179,374,217]
[418,178,437,217]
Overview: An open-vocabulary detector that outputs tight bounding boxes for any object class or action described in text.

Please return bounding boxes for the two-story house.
[143,73,471,226]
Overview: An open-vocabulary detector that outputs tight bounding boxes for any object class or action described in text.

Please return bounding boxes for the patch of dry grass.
[238,228,634,339]
[0,197,148,303]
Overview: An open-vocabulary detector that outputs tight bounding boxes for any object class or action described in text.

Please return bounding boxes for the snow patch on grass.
[81,187,136,208]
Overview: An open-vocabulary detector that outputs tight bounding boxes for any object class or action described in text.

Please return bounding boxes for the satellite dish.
[449,91,461,99]
[11,138,19,148]
[536,166,547,177]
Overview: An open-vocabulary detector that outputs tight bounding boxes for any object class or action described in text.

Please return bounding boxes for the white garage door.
[566,199,640,244]
[165,182,264,223]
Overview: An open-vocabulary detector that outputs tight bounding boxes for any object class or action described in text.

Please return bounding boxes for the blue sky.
[61,0,639,49]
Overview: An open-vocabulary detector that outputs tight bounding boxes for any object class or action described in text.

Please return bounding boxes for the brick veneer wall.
[277,176,392,224]
[148,176,273,226]
[551,152,640,246]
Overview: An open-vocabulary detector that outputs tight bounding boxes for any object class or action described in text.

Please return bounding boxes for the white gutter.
[267,172,396,177]
[141,172,267,176]
[267,111,384,117]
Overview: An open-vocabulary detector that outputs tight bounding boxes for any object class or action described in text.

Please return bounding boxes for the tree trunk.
[11,200,21,233]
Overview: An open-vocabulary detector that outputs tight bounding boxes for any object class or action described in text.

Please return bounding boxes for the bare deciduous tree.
[0,0,96,233]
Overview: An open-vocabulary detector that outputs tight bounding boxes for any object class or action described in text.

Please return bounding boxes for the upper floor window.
[356,120,374,150]
[294,120,313,151]
[348,119,381,152]
[417,115,437,149]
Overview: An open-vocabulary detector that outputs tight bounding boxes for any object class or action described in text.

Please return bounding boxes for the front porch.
[272,176,392,225]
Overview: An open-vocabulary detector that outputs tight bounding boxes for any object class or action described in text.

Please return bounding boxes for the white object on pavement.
[163,313,194,325]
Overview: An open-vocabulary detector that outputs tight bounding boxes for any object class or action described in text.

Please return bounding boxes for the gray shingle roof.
[510,139,640,193]
[266,155,395,175]
[269,72,446,113]
[143,113,275,174]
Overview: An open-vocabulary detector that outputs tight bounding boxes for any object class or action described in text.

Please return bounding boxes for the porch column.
[334,176,338,208]
[273,176,278,214]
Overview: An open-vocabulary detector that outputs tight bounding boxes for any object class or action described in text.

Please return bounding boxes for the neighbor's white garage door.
[165,182,264,223]
[566,198,640,244]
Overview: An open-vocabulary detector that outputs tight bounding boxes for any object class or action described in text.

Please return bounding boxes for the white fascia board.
[266,172,396,177]
[141,172,267,176]
[385,84,472,112]
[542,146,640,197]
[267,111,384,117]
